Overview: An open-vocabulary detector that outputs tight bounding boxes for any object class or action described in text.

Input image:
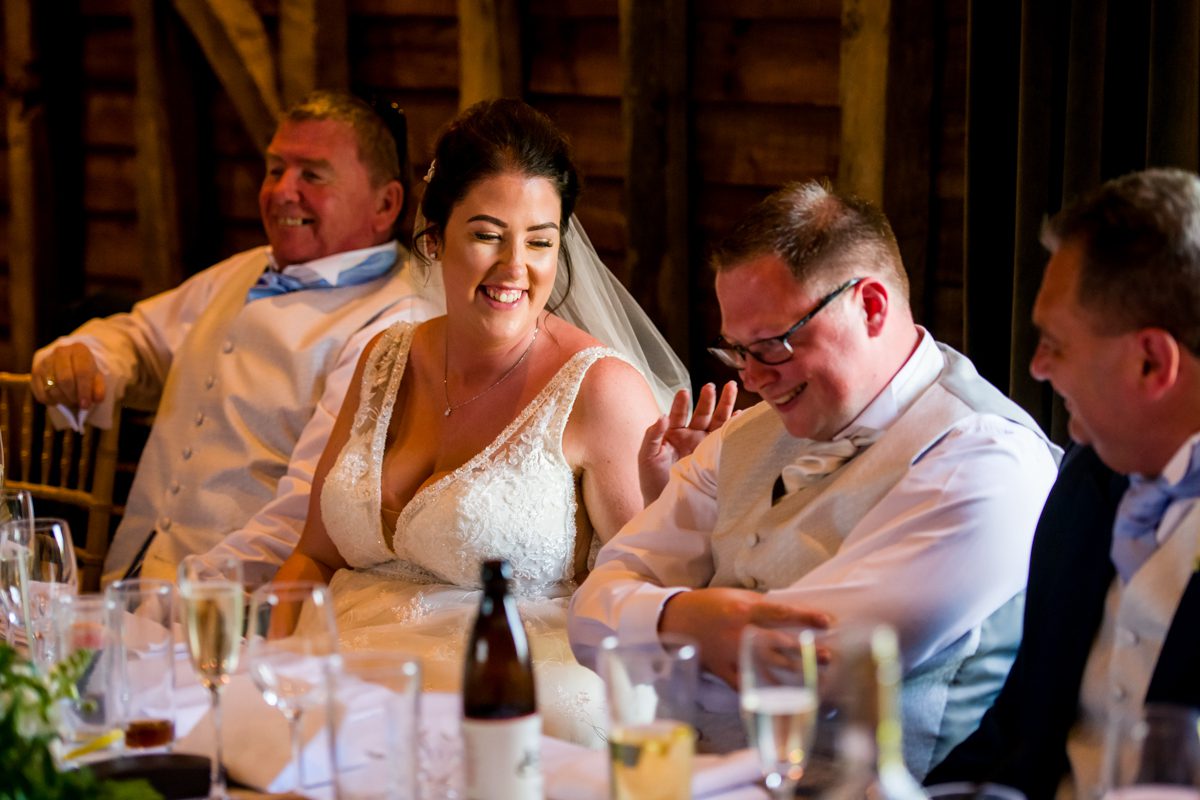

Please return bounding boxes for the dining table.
[76,641,770,800]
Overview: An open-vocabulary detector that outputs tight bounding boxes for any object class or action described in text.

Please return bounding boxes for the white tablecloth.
[169,655,766,799]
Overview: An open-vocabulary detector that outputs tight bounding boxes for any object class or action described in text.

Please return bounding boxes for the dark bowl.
[87,753,212,799]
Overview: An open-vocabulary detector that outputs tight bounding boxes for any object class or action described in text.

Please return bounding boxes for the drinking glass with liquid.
[740,624,820,799]
[53,593,119,755]
[599,635,699,800]
[106,578,177,751]
[179,555,245,800]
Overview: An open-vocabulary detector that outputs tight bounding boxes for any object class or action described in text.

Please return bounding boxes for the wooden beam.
[132,0,185,296]
[279,0,349,108]
[456,0,523,109]
[172,0,281,150]
[4,0,41,368]
[880,0,936,323]
[620,0,691,368]
[4,0,83,365]
[838,0,890,204]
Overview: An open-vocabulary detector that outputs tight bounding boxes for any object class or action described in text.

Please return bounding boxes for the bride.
[274,99,688,746]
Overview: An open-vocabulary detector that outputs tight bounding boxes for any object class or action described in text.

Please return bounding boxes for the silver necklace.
[443,325,540,417]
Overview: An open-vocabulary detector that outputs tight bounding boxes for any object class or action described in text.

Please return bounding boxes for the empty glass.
[328,651,421,800]
[0,517,78,666]
[246,581,338,791]
[1104,704,1200,798]
[0,490,33,645]
[0,488,33,525]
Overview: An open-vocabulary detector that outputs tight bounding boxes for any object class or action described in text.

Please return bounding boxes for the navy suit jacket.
[926,444,1200,797]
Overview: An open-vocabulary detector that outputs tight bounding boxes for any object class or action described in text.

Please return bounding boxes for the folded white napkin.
[543,745,766,800]
[174,673,333,792]
[46,391,119,432]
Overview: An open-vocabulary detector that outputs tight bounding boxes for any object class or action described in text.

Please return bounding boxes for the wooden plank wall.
[0,0,970,389]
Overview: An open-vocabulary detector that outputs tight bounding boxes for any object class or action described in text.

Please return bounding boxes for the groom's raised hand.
[638,381,738,505]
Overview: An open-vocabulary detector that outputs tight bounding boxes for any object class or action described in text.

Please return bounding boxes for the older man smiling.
[31,91,443,586]
[568,180,1060,778]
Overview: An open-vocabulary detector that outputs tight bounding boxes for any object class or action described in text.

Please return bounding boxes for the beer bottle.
[462,559,542,799]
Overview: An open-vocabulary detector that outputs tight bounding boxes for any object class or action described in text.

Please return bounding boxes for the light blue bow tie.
[246,249,396,302]
[1111,442,1200,583]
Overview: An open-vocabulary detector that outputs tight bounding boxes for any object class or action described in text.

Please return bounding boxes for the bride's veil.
[548,216,690,413]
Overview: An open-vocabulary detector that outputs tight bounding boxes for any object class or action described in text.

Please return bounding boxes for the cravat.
[1111,441,1200,583]
[246,248,396,302]
[774,428,882,503]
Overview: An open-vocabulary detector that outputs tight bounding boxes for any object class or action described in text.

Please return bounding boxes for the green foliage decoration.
[0,643,161,800]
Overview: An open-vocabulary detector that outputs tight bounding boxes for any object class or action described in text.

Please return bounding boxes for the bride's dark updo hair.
[415,99,581,267]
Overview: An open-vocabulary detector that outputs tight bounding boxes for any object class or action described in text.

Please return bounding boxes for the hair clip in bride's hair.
[424,160,436,183]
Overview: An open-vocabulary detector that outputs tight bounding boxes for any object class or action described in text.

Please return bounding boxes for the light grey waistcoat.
[709,343,1057,778]
[109,249,423,579]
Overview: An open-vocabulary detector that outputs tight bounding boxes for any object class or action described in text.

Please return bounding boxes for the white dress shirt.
[569,328,1058,686]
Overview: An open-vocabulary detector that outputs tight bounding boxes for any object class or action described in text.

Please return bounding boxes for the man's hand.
[638,381,738,504]
[658,587,830,689]
[31,344,106,410]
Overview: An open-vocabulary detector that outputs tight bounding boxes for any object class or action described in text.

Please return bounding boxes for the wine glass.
[246,581,338,791]
[0,488,33,525]
[739,624,820,800]
[0,517,78,666]
[179,555,245,800]
[0,490,34,645]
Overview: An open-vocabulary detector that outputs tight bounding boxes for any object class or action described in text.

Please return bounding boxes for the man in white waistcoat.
[31,91,443,586]
[567,181,1061,777]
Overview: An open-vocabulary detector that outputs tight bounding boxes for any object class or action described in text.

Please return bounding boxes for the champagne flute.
[179,555,245,800]
[246,581,338,791]
[739,624,820,800]
[0,490,34,645]
[0,517,78,666]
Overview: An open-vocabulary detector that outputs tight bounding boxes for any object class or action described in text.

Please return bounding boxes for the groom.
[568,180,1061,778]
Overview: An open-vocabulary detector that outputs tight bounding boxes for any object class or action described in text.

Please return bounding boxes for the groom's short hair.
[711,180,910,301]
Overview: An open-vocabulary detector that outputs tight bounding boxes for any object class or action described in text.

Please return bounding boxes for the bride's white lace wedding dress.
[319,321,618,747]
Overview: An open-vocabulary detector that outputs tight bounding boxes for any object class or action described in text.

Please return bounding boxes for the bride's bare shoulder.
[538,313,601,352]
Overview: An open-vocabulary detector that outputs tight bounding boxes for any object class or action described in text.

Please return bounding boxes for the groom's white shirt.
[568,329,1059,774]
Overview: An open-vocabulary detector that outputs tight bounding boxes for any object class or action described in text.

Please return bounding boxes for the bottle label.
[462,714,543,800]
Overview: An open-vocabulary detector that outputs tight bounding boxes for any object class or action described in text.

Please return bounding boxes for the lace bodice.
[321,322,622,595]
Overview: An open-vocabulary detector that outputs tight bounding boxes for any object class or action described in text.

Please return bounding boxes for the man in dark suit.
[928,168,1200,798]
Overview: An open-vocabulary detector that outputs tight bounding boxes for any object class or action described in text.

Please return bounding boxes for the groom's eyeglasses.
[707,277,863,369]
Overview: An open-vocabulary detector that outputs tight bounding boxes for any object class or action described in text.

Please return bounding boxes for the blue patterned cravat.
[1111,440,1200,583]
[246,248,396,302]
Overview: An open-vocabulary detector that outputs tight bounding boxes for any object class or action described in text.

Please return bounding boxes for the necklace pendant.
[444,408,452,417]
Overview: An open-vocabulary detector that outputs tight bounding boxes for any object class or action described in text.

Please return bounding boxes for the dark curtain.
[962,0,1200,442]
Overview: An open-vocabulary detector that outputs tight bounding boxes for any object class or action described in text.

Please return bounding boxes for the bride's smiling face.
[436,170,562,342]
